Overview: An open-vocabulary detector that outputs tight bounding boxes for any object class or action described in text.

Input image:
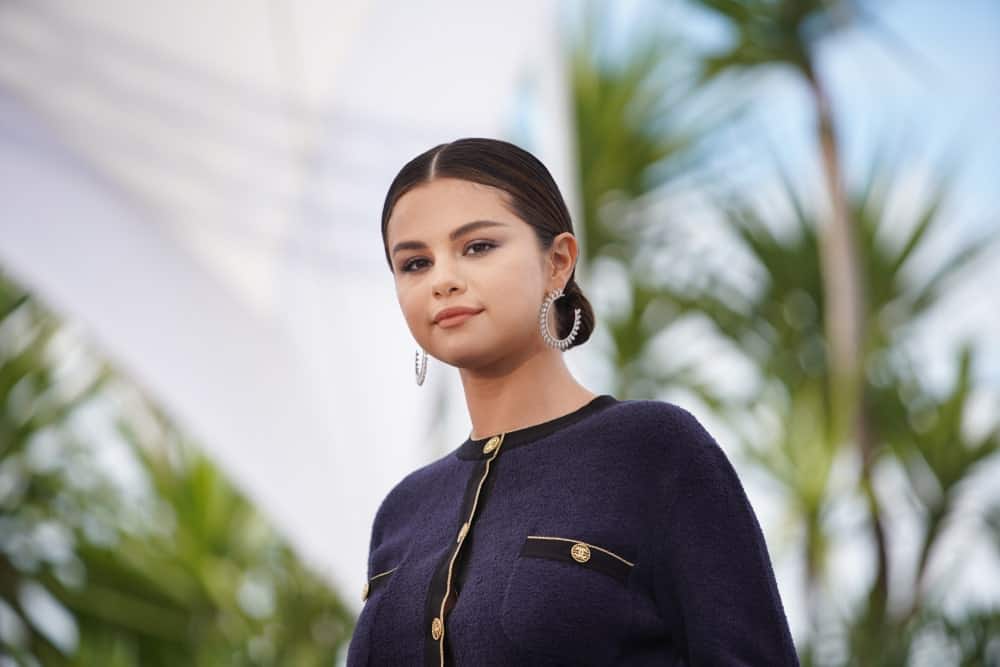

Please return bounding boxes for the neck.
[458,345,596,440]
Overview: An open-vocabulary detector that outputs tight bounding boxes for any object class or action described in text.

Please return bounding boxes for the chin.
[433,349,482,369]
[432,339,502,370]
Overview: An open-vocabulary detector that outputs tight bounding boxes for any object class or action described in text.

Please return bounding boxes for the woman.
[347,137,799,666]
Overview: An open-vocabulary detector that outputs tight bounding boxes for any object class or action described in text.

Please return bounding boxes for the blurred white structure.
[0,0,580,612]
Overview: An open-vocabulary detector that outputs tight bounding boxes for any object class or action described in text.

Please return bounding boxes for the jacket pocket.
[500,535,636,665]
[520,535,635,584]
[361,565,398,603]
[346,565,400,667]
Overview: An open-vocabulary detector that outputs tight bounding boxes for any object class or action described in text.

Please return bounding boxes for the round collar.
[455,394,618,460]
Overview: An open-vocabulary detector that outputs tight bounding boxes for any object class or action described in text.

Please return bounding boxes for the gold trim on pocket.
[362,565,398,601]
[526,535,635,567]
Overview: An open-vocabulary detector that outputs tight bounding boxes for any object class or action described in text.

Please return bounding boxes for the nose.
[432,259,465,297]
[433,280,463,297]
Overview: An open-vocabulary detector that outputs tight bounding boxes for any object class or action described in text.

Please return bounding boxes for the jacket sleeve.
[650,408,800,666]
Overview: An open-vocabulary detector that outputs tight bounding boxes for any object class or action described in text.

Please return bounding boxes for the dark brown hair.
[380,137,594,349]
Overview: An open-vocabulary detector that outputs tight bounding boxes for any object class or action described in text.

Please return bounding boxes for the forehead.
[386,178,518,241]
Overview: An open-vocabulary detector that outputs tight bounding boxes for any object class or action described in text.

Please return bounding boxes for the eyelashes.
[400,240,498,273]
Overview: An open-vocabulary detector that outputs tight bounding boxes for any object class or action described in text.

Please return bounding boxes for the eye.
[401,257,430,273]
[465,240,496,256]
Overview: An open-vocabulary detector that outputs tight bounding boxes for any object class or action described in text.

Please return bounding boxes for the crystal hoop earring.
[539,287,582,350]
[415,348,428,386]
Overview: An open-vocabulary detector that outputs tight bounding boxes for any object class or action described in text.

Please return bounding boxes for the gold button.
[570,543,591,563]
[482,435,501,454]
[457,521,470,543]
[431,616,443,640]
[361,581,369,601]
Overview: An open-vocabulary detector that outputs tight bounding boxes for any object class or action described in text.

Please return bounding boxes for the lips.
[434,307,484,326]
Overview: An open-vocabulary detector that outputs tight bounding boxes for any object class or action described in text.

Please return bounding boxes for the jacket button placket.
[431,433,505,666]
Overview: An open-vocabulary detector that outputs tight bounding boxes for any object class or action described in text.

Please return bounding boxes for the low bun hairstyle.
[380,137,594,350]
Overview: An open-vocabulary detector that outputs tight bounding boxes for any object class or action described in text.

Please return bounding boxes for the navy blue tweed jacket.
[347,394,799,666]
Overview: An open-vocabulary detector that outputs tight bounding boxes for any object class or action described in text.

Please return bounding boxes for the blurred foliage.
[688,0,873,451]
[0,270,352,665]
[570,3,1000,666]
[691,0,858,77]
[570,1,745,399]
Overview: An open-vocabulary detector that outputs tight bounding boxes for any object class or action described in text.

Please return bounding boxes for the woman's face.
[385,177,574,372]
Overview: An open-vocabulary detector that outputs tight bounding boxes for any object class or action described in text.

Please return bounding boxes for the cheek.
[481,259,543,327]
[395,283,423,326]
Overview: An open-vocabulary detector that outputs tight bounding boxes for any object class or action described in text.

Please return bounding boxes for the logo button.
[570,543,591,563]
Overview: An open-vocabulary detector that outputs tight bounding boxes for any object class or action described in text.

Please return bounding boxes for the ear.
[547,232,579,286]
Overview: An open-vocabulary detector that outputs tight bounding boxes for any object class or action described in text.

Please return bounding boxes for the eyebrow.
[391,220,509,257]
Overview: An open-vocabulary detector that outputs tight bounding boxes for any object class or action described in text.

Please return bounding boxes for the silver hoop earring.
[415,347,428,385]
[539,287,581,350]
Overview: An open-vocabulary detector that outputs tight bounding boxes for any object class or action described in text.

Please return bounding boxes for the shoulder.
[605,398,723,457]
[367,448,457,551]
[598,398,739,487]
[379,449,453,510]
